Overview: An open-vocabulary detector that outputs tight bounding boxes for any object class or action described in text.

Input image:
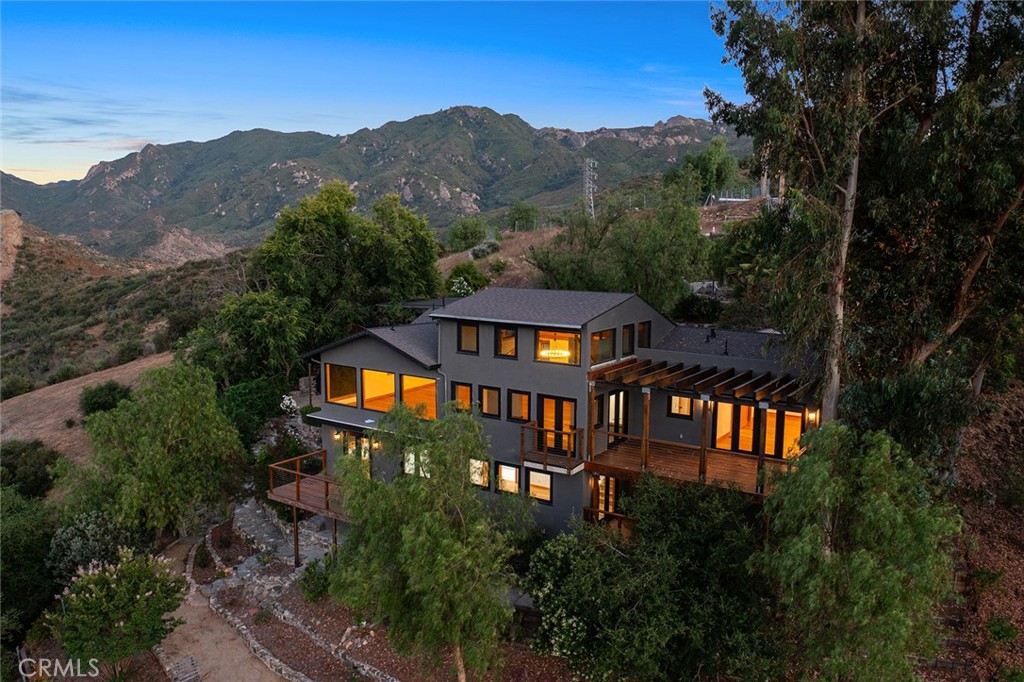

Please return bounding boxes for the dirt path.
[0,351,173,462]
[161,538,284,682]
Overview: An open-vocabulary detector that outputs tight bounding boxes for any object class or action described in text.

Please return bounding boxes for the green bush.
[446,262,490,295]
[672,292,723,323]
[470,239,500,259]
[446,216,488,252]
[79,380,133,417]
[299,551,337,602]
[488,259,509,276]
[47,363,84,385]
[219,377,286,446]
[0,487,57,639]
[194,543,212,569]
[115,339,144,364]
[986,616,1020,645]
[0,440,63,498]
[47,510,154,586]
[0,374,35,399]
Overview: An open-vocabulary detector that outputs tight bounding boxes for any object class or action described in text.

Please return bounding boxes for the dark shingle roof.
[366,323,438,368]
[301,322,438,368]
[655,326,784,362]
[429,287,635,328]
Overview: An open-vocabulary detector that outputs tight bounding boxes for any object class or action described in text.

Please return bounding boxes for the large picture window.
[495,326,517,358]
[765,409,803,458]
[535,329,581,365]
[714,402,755,452]
[590,329,616,365]
[400,375,437,419]
[326,364,357,406]
[361,369,396,412]
[457,322,479,354]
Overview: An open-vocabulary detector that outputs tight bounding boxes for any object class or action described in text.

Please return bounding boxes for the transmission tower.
[583,158,598,219]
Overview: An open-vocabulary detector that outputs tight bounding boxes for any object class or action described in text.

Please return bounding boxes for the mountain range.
[0,106,748,261]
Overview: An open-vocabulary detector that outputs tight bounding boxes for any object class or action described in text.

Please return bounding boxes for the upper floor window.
[535,329,581,365]
[452,382,472,411]
[622,324,635,355]
[470,458,489,488]
[495,326,518,358]
[400,375,437,420]
[637,321,652,349]
[325,364,357,406]
[458,322,479,354]
[590,329,616,365]
[362,369,396,412]
[508,390,530,422]
[480,386,500,418]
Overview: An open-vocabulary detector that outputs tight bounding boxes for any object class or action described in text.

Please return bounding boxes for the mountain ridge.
[1,106,749,260]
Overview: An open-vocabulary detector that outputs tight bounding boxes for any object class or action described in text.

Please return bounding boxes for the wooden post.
[520,425,526,465]
[322,450,329,512]
[755,403,767,495]
[292,506,301,568]
[332,519,338,546]
[295,457,301,502]
[307,362,313,407]
[587,381,596,463]
[641,388,651,471]
[699,397,710,482]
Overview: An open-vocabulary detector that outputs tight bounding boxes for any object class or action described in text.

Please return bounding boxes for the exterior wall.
[583,296,673,364]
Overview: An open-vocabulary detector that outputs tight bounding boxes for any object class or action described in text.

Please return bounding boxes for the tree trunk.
[454,643,467,682]
[822,0,866,423]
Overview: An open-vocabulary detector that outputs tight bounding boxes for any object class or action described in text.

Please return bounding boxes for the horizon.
[1,2,746,185]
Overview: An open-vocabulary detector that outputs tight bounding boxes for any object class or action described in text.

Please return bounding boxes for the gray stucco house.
[271,287,817,535]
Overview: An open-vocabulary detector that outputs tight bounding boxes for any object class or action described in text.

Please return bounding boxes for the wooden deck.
[586,434,794,495]
[267,450,349,521]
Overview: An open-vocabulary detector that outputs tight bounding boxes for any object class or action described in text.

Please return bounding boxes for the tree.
[708,2,1024,410]
[506,200,539,231]
[0,486,56,637]
[445,216,488,252]
[445,261,490,295]
[665,135,739,197]
[0,439,63,498]
[330,405,519,682]
[525,476,778,681]
[66,362,246,535]
[51,548,186,681]
[252,182,441,349]
[755,424,960,680]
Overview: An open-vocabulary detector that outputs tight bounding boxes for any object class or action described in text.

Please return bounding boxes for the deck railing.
[267,449,345,517]
[519,422,585,471]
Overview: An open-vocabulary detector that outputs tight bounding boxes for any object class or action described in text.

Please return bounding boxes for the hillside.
[0,210,248,394]
[0,107,749,259]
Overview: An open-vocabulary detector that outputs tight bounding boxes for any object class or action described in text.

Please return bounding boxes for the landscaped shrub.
[470,239,500,259]
[299,550,338,603]
[47,510,153,586]
[0,439,63,498]
[446,262,490,295]
[218,377,286,446]
[79,380,133,417]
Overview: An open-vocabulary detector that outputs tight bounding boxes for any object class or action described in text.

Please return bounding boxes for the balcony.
[519,422,586,472]
[267,450,348,521]
[588,430,795,495]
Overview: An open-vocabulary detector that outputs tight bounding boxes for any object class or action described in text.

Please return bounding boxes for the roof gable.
[429,287,636,328]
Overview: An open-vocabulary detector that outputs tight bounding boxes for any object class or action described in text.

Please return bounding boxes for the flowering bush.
[47,511,153,586]
[50,548,186,679]
[280,394,299,416]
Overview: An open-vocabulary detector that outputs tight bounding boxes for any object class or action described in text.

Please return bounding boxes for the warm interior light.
[333,429,343,441]
[540,349,571,359]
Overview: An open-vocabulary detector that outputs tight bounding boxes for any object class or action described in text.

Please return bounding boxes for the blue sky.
[1,2,746,184]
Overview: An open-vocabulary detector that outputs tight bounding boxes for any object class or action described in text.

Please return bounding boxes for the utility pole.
[583,158,597,219]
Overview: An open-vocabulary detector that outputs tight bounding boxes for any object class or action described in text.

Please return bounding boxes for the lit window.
[508,390,530,422]
[668,395,692,419]
[765,409,803,458]
[458,322,479,354]
[495,326,517,358]
[470,459,489,488]
[535,330,581,365]
[403,449,430,477]
[715,402,733,450]
[590,329,615,365]
[480,386,500,417]
[714,402,755,452]
[637,321,651,349]
[326,364,357,406]
[622,324,635,355]
[528,470,552,503]
[497,464,520,493]
[401,375,437,419]
[361,369,396,412]
[452,382,472,410]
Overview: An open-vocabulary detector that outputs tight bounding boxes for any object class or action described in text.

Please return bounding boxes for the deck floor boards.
[267,476,348,520]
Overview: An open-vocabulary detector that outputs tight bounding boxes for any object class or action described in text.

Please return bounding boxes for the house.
[268,287,817,540]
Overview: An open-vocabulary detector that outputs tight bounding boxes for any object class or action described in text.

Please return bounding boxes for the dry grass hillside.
[438,227,562,287]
